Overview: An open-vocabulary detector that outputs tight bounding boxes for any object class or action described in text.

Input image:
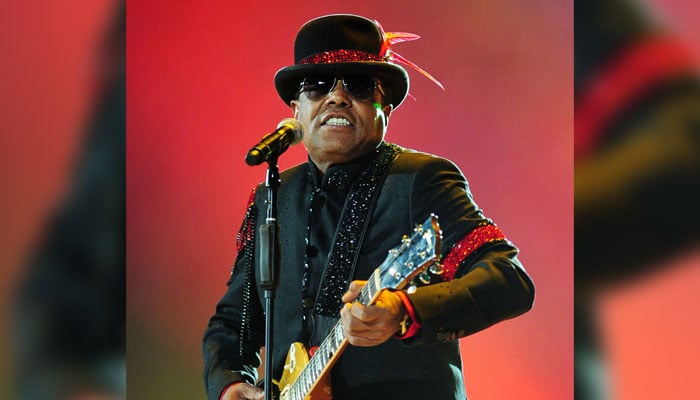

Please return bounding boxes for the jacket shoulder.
[391,147,463,175]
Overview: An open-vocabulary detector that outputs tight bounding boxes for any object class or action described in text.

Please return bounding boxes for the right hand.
[221,382,264,400]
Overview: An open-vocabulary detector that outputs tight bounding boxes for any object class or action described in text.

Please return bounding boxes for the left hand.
[340,280,406,347]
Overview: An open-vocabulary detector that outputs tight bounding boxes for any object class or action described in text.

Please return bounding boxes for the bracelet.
[399,312,412,336]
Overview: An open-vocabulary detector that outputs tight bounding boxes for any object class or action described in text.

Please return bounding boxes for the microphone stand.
[258,155,280,400]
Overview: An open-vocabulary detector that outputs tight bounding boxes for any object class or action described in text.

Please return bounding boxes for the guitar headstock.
[376,214,443,291]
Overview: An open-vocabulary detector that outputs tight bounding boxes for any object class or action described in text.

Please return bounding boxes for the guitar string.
[287,270,379,399]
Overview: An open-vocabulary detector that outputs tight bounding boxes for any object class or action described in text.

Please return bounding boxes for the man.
[203,14,534,400]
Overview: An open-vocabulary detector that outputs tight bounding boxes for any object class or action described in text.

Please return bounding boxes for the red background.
[127,1,572,398]
[0,2,117,396]
[4,0,700,398]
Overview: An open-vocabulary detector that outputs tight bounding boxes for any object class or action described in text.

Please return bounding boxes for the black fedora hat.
[274,14,410,108]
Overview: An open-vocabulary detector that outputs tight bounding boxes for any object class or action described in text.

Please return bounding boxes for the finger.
[342,304,394,344]
[221,383,264,400]
[349,301,389,325]
[341,280,367,302]
[374,290,405,326]
[342,303,371,329]
[341,304,372,337]
[240,384,264,400]
[347,335,381,347]
[344,322,392,346]
[341,303,369,329]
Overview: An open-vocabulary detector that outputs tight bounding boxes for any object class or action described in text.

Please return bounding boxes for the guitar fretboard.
[282,269,381,400]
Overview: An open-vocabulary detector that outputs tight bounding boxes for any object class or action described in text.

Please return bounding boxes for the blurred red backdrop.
[0,2,117,397]
[6,0,700,398]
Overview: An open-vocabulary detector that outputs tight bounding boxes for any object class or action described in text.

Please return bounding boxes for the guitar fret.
[364,270,381,305]
[311,359,317,377]
[363,274,379,305]
[373,269,382,295]
[336,323,343,345]
[320,344,328,363]
[364,274,375,303]
[358,290,367,305]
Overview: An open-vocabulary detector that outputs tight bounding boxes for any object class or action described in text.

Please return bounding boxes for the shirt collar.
[306,143,385,192]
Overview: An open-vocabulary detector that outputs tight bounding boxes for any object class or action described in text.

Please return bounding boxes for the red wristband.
[394,290,421,339]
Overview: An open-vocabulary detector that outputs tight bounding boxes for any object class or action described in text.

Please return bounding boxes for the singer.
[203,15,534,400]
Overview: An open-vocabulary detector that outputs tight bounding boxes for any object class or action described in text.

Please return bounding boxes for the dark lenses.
[300,75,335,100]
[343,74,378,100]
[300,74,377,101]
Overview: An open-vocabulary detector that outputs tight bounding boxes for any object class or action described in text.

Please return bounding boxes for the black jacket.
[203,143,534,400]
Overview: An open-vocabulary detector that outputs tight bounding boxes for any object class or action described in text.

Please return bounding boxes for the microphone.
[245,118,304,166]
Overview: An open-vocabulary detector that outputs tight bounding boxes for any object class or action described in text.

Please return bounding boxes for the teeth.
[326,117,351,126]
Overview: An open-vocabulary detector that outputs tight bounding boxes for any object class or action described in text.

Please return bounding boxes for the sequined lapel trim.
[229,186,259,358]
[314,143,402,316]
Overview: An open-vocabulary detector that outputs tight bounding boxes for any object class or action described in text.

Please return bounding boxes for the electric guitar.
[276,214,443,400]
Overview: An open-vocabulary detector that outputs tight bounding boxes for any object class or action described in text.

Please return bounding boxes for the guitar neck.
[282,269,382,400]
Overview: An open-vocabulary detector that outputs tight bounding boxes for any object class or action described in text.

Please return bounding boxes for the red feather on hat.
[376,20,445,91]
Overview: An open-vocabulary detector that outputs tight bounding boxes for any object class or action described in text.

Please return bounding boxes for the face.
[290,75,393,173]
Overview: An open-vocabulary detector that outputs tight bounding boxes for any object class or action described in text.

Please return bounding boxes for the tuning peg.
[419,270,432,284]
[401,234,410,244]
[388,267,401,279]
[413,223,423,233]
[429,262,444,275]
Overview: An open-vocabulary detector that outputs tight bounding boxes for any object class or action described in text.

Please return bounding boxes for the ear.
[381,103,393,126]
[374,103,393,134]
[290,101,299,119]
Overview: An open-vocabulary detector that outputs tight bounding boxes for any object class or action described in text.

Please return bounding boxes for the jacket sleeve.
[202,190,265,400]
[403,155,535,345]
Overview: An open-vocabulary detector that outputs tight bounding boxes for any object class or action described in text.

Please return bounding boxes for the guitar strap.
[313,142,402,317]
[235,143,401,356]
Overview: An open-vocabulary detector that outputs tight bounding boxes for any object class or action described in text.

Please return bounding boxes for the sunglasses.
[299,74,384,102]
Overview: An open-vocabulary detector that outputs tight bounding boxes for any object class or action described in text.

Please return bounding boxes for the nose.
[325,79,352,106]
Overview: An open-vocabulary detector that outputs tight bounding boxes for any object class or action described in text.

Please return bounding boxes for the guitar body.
[278,342,332,400]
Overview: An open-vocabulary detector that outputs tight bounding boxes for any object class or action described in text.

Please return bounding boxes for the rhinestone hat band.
[296,22,444,95]
[299,49,383,65]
